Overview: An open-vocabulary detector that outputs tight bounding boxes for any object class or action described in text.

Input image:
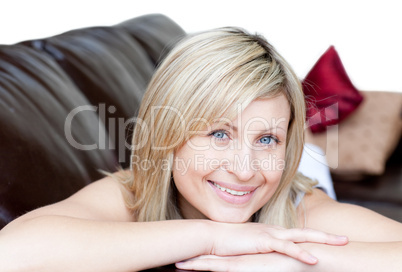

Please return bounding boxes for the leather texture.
[0,14,185,228]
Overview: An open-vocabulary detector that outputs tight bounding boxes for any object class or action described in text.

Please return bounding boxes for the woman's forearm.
[299,241,402,271]
[0,216,212,272]
[0,215,349,271]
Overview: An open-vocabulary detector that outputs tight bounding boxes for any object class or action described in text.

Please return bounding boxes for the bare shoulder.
[301,188,402,242]
[17,171,135,223]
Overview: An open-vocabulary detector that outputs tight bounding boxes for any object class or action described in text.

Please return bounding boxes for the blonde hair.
[121,27,315,228]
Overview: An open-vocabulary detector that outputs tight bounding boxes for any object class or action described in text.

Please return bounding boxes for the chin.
[206,211,254,223]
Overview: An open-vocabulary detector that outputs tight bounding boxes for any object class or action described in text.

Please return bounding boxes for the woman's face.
[172,95,291,223]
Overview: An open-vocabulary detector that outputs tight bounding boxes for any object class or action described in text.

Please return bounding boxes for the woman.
[1,27,401,272]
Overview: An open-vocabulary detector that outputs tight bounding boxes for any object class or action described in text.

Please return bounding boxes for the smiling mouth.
[210,181,251,196]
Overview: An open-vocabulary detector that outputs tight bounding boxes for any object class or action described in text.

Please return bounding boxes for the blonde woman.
[1,28,401,272]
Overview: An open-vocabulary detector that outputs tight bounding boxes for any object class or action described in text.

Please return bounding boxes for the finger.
[268,238,318,265]
[270,228,348,245]
[183,255,222,261]
[176,255,230,272]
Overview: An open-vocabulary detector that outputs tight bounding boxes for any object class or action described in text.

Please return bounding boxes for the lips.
[211,182,251,196]
[207,180,257,205]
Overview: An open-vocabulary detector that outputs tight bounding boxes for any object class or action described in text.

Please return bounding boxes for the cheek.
[172,148,209,193]
[268,170,284,187]
[260,164,283,188]
[258,170,283,208]
[172,153,192,194]
[174,148,222,178]
[172,163,199,208]
[257,151,286,194]
[255,146,286,174]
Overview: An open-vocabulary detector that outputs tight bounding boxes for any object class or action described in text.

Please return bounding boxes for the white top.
[295,143,337,207]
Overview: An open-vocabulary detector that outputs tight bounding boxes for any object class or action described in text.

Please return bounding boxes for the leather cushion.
[0,45,117,227]
[23,26,155,167]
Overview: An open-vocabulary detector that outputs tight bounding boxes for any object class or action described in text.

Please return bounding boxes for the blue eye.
[259,136,274,145]
[212,131,228,139]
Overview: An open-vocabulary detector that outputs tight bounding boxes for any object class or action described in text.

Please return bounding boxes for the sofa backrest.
[0,14,185,228]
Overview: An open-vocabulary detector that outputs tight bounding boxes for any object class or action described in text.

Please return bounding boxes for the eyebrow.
[211,120,287,134]
[211,121,238,132]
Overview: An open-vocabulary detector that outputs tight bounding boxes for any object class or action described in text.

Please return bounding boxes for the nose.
[225,143,256,182]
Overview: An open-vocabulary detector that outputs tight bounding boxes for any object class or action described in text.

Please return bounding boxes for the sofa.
[0,14,401,229]
[0,14,186,228]
[302,45,402,222]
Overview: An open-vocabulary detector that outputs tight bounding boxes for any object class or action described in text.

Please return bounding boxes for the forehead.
[185,95,291,137]
[241,95,290,120]
[215,95,291,130]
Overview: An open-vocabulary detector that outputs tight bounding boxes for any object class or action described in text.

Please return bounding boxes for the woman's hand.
[207,222,348,265]
[176,253,303,272]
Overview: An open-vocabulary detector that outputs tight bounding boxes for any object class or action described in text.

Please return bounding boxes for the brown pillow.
[305,91,402,180]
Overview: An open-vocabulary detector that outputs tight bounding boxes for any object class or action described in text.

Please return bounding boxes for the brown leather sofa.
[333,141,402,222]
[0,14,185,228]
[1,14,400,230]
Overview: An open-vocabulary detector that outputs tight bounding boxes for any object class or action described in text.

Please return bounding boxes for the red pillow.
[302,46,364,133]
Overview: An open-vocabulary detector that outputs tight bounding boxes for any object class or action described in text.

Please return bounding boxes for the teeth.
[212,182,251,196]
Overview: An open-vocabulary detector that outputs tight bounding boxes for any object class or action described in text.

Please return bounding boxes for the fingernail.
[337,235,348,242]
[308,255,318,264]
